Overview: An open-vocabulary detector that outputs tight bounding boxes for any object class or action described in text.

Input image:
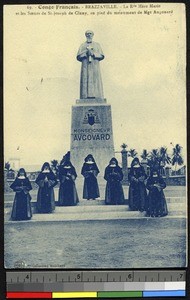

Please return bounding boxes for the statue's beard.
[86,37,92,43]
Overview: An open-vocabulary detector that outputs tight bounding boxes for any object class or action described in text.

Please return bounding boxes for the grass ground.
[4,218,186,269]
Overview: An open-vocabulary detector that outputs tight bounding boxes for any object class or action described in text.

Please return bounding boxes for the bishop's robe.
[77,41,104,99]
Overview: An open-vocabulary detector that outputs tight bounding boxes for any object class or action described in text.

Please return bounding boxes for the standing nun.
[35,162,57,213]
[146,168,168,217]
[10,168,32,221]
[128,157,147,211]
[58,157,79,206]
[104,158,125,205]
[81,154,100,200]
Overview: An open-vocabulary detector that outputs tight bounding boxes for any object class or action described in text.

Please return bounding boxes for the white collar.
[18,176,25,179]
[86,161,94,164]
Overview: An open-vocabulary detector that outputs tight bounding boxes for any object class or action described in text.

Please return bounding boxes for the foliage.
[121,143,127,150]
[5,161,11,171]
[128,149,138,158]
[51,160,59,175]
[159,146,171,165]
[140,149,149,160]
[171,144,184,174]
[147,147,171,171]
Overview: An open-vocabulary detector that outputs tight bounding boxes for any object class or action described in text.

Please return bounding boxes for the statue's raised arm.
[77,30,104,99]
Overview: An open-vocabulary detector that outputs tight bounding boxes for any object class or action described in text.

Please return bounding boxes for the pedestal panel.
[70,101,115,178]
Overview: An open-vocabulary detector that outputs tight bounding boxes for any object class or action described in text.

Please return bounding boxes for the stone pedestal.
[70,98,115,181]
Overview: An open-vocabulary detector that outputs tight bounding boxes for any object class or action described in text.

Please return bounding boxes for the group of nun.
[10,155,168,221]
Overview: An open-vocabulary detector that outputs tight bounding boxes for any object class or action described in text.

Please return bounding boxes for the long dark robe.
[104,165,125,205]
[10,177,32,220]
[128,166,147,211]
[77,41,104,99]
[81,162,100,199]
[58,166,79,206]
[146,176,168,217]
[35,171,57,213]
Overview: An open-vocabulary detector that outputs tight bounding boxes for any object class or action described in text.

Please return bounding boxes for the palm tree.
[140,149,149,174]
[159,147,171,166]
[147,148,159,169]
[128,149,138,158]
[141,149,149,161]
[51,160,59,175]
[171,144,184,175]
[150,148,159,160]
[121,143,127,150]
[158,147,171,175]
[147,147,171,174]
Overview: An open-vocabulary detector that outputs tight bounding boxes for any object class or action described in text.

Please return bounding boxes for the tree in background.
[51,160,59,176]
[121,143,127,150]
[128,148,138,158]
[159,146,171,166]
[5,161,11,171]
[140,149,149,161]
[4,161,14,173]
[158,147,171,175]
[147,147,171,175]
[171,144,184,175]
[140,149,149,174]
[147,148,160,170]
[4,161,15,180]
[119,144,184,176]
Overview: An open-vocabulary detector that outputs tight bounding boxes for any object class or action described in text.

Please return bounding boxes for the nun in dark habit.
[35,162,58,213]
[128,157,147,212]
[146,169,168,217]
[81,154,100,200]
[58,158,79,206]
[104,158,125,205]
[10,168,32,221]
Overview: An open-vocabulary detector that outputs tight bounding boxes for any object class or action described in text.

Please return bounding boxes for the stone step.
[4,196,186,209]
[4,202,186,219]
[4,209,186,224]
[55,202,186,212]
[4,201,186,212]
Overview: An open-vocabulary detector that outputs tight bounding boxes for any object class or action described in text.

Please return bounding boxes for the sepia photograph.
[4,3,187,269]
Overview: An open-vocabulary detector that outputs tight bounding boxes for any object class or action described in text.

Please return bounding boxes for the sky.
[4,3,186,167]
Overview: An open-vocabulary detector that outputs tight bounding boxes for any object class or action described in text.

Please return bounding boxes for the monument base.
[70,98,115,183]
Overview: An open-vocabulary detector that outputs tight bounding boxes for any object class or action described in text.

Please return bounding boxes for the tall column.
[121,148,128,184]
